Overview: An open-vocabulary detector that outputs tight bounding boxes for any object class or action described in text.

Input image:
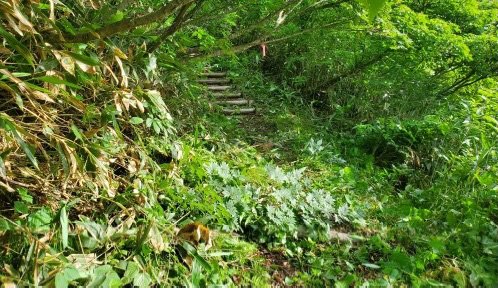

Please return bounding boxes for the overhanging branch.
[147,3,195,54]
[188,20,355,60]
[64,0,195,43]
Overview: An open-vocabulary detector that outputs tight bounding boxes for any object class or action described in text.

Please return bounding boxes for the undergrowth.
[1,1,497,286]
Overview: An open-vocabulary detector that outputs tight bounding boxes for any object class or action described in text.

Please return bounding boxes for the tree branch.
[147,2,194,54]
[188,20,353,60]
[117,0,139,10]
[229,0,302,40]
[64,0,195,43]
[184,3,241,27]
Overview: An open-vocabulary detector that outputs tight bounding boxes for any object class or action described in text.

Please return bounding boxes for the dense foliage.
[1,0,497,286]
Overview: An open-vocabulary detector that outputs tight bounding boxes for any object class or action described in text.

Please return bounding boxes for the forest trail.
[199,71,256,115]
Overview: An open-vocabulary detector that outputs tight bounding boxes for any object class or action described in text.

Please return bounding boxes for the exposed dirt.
[259,248,300,287]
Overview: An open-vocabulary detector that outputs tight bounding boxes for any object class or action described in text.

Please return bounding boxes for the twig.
[0,181,15,192]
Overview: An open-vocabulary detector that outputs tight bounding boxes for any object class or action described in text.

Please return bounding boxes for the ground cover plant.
[1,0,497,286]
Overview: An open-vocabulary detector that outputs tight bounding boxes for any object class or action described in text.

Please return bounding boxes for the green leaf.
[106,11,125,24]
[133,272,152,288]
[55,273,69,288]
[152,121,161,134]
[0,218,11,231]
[0,114,39,169]
[14,201,29,214]
[88,265,121,288]
[122,262,139,284]
[28,208,52,230]
[63,267,81,282]
[18,188,33,204]
[55,267,81,288]
[358,0,387,21]
[182,242,212,271]
[145,118,153,128]
[34,76,82,90]
[66,51,100,66]
[60,205,69,249]
[191,258,202,287]
[15,132,39,169]
[11,72,32,78]
[130,117,144,125]
[71,124,84,141]
[0,27,34,65]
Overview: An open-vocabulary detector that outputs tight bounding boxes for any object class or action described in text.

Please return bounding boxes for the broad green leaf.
[0,218,10,231]
[358,0,387,21]
[101,271,122,288]
[88,265,121,288]
[55,267,81,288]
[106,11,125,24]
[122,262,139,284]
[55,273,69,288]
[27,208,52,230]
[18,188,33,204]
[63,267,81,282]
[14,201,29,214]
[133,272,152,288]
[130,117,144,125]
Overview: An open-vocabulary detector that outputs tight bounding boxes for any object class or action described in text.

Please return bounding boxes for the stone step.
[201,72,227,78]
[198,79,230,84]
[207,85,232,91]
[223,107,256,115]
[215,98,253,106]
[211,92,242,98]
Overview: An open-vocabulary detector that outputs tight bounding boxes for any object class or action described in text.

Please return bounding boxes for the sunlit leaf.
[133,273,152,288]
[358,0,387,21]
[113,47,128,60]
[121,262,139,284]
[0,218,11,231]
[362,263,381,269]
[18,188,33,204]
[130,117,144,125]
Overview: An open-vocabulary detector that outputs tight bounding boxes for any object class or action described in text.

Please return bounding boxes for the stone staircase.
[198,72,256,115]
